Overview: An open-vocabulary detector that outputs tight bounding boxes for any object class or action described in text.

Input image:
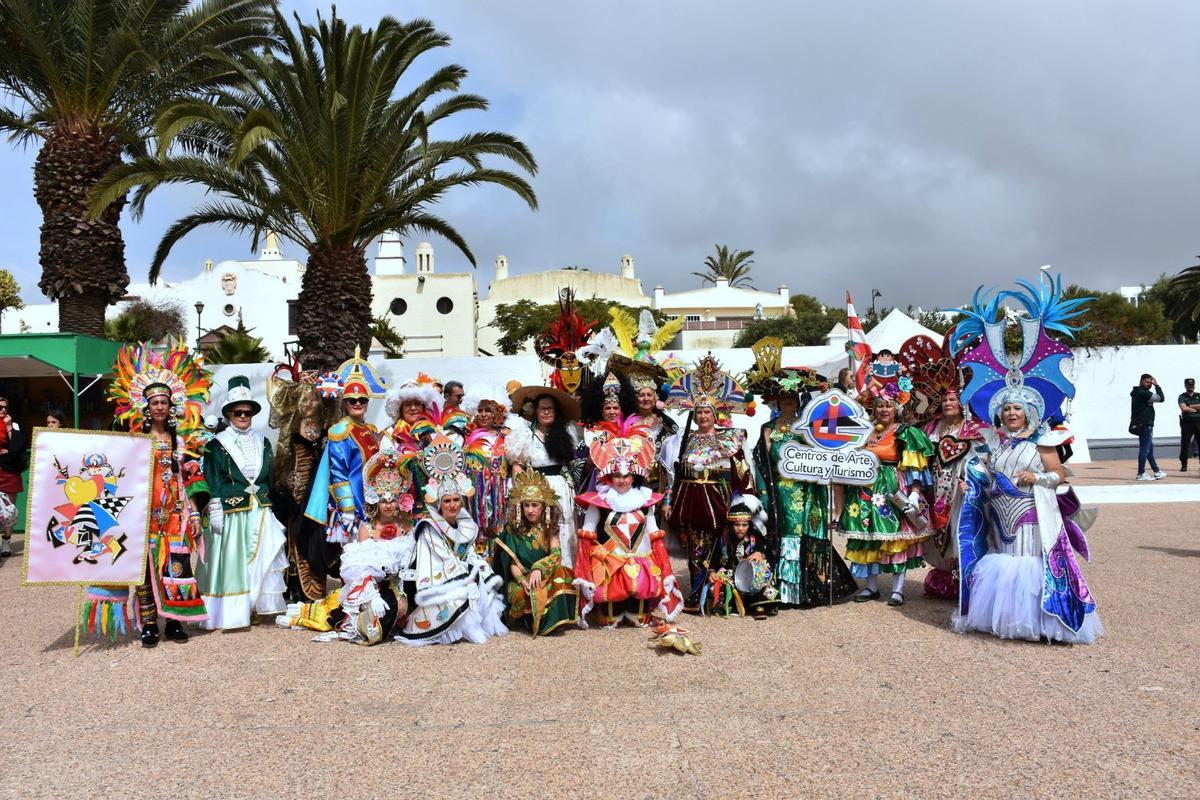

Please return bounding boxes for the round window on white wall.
[223,303,236,316]
[436,297,453,314]
[390,298,408,315]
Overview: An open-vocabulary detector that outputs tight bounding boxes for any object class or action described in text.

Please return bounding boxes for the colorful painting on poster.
[22,429,153,586]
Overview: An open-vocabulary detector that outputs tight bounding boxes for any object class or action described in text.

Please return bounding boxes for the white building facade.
[651,278,793,349]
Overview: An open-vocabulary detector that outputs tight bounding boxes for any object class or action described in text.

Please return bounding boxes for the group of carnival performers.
[81,274,1101,649]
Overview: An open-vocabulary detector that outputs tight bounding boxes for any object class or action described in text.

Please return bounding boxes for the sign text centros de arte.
[776,389,879,487]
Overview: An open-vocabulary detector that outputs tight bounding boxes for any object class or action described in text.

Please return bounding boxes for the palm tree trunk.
[297,244,374,370]
[34,121,129,336]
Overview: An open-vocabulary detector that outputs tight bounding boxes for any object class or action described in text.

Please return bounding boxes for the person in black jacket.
[1130,373,1165,481]
[1177,378,1200,472]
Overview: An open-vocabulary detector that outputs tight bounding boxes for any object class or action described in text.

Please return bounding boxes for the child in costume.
[396,434,507,646]
[701,495,779,619]
[492,470,579,636]
[574,417,683,628]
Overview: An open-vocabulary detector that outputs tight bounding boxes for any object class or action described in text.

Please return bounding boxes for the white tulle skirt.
[398,559,508,647]
[953,553,1104,644]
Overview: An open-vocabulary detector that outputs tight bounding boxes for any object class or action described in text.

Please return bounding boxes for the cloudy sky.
[3,1,1199,310]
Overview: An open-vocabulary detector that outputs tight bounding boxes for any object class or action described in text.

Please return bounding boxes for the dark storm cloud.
[5,1,1199,309]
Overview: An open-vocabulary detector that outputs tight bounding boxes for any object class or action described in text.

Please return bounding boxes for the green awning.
[0,333,120,377]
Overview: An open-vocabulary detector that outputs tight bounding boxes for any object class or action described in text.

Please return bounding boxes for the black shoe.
[141,624,160,648]
[163,620,189,643]
[888,591,905,607]
[853,589,881,603]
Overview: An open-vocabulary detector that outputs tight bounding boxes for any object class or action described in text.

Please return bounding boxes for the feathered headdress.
[605,307,682,391]
[409,402,471,441]
[956,272,1090,427]
[109,341,211,441]
[665,353,748,415]
[534,288,595,394]
[589,416,656,479]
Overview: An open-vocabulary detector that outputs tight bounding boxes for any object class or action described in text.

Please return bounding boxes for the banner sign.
[22,429,153,586]
[777,390,879,485]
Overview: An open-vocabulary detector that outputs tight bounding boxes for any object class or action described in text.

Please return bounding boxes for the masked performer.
[397,434,507,646]
[103,343,211,647]
[664,355,755,611]
[505,385,582,567]
[917,362,989,600]
[745,340,858,607]
[492,470,579,636]
[197,376,287,629]
[266,366,337,601]
[952,274,1102,643]
[574,417,682,627]
[837,388,934,607]
[303,350,387,545]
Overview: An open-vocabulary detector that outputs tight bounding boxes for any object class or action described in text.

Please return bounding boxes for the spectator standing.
[45,410,66,429]
[1178,378,1200,472]
[443,380,465,410]
[1130,373,1166,481]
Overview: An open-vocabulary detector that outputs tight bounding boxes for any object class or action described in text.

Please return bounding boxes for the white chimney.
[415,242,435,273]
[375,231,406,275]
[620,254,635,279]
[714,277,729,288]
[778,284,789,299]
[495,255,509,281]
[653,285,665,309]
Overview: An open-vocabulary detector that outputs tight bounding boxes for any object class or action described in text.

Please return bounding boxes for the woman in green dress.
[836,393,934,607]
[752,383,857,607]
[198,375,288,629]
[492,470,578,636]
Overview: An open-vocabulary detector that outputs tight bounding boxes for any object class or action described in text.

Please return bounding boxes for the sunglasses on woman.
[229,409,254,418]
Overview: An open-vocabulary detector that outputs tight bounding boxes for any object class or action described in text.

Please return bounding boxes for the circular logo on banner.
[792,390,873,451]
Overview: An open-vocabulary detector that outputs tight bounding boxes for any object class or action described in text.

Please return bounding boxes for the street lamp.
[194,301,205,344]
[870,289,882,318]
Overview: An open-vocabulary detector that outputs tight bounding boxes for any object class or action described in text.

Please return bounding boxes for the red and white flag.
[845,291,872,391]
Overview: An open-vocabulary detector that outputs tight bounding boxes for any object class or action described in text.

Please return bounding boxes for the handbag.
[1128,419,1143,436]
[0,491,15,529]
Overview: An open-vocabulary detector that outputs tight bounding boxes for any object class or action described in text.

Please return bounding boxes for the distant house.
[651,278,793,349]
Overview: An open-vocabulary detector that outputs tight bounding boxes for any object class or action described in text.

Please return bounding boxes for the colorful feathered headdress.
[955,272,1090,427]
[534,288,595,394]
[109,341,211,441]
[385,372,442,418]
[589,416,656,479]
[665,354,748,415]
[409,402,471,441]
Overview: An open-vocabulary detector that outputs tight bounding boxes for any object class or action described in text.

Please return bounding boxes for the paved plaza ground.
[1,476,1197,798]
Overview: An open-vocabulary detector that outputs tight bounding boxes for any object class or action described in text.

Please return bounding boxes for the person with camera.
[1130,373,1165,481]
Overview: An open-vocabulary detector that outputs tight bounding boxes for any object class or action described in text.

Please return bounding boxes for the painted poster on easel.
[22,429,153,586]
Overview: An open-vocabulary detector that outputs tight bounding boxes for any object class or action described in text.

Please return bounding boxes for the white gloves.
[339,511,357,530]
[207,498,225,534]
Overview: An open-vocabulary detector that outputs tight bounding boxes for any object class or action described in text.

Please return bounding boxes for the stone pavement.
[0,502,1196,799]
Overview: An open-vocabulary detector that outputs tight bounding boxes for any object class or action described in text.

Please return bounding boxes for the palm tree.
[692,244,756,288]
[0,0,274,335]
[202,317,269,364]
[1167,260,1200,340]
[91,9,538,370]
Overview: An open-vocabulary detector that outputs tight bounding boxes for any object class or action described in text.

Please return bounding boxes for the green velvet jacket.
[203,432,273,513]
